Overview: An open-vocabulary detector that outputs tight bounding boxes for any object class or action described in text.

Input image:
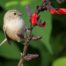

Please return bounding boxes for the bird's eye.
[14,12,16,15]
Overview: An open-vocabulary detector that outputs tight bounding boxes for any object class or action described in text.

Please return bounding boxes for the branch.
[18,6,40,65]
[18,8,33,66]
[18,38,30,66]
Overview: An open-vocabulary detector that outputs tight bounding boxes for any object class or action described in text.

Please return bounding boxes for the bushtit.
[2,9,27,44]
[0,9,41,46]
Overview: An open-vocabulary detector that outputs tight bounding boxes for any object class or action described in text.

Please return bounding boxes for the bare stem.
[18,38,29,66]
[18,14,32,66]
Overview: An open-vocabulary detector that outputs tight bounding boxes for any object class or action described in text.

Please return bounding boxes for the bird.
[0,9,27,46]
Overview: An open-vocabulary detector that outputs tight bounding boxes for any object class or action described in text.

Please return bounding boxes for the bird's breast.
[4,18,26,42]
[5,18,25,32]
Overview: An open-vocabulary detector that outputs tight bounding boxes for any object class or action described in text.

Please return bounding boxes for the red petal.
[31,19,37,25]
[57,8,66,14]
[49,9,56,14]
[31,13,38,25]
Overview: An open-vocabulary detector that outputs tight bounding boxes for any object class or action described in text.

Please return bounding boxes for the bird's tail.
[0,38,7,46]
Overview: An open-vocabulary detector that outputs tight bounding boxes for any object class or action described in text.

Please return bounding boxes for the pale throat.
[5,17,25,30]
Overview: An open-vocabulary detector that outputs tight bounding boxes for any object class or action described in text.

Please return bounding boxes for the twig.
[18,38,30,66]
[18,12,33,66]
[18,16,40,66]
[0,38,7,46]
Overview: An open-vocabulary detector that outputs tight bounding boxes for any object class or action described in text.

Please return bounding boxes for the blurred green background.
[0,0,66,66]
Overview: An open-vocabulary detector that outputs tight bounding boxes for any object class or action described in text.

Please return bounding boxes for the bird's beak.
[18,13,22,16]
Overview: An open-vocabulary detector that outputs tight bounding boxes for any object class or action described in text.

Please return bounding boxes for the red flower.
[30,12,46,27]
[49,9,57,14]
[49,8,66,14]
[31,12,38,25]
[57,8,66,14]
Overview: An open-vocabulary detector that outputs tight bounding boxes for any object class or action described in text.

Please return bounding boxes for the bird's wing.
[3,25,12,44]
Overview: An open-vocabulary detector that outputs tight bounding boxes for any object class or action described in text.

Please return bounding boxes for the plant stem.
[18,15,32,66]
[18,38,29,66]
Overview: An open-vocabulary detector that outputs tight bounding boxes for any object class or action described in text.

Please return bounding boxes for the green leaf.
[0,31,20,59]
[5,1,18,8]
[0,59,18,66]
[0,43,20,59]
[52,57,66,66]
[32,11,53,54]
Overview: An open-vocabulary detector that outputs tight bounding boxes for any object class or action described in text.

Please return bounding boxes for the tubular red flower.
[49,9,56,14]
[57,8,66,14]
[31,12,38,25]
[49,8,66,14]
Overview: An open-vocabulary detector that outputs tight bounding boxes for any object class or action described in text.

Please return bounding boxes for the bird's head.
[4,9,22,21]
